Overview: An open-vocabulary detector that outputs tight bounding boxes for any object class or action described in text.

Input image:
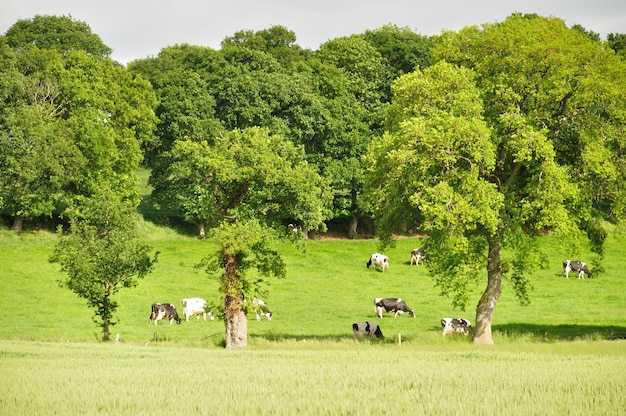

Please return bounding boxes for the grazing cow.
[149,303,181,325]
[410,248,426,266]
[352,321,384,339]
[374,298,415,318]
[563,260,592,279]
[441,318,472,336]
[251,299,272,321]
[181,298,214,322]
[367,253,389,272]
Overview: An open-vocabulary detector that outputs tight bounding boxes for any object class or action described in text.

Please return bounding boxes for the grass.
[1,340,625,415]
[1,225,625,345]
[1,222,625,414]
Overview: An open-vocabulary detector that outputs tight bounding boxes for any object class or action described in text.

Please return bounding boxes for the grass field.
[1,224,625,345]
[1,223,625,414]
[1,340,625,415]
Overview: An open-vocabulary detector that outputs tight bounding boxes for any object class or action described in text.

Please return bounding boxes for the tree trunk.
[102,292,110,342]
[225,309,247,349]
[223,252,247,349]
[11,216,24,233]
[347,215,358,239]
[197,221,206,239]
[473,239,502,345]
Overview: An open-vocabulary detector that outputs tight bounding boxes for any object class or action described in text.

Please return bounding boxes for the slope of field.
[1,224,625,347]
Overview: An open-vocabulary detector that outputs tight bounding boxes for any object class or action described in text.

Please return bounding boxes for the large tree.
[50,192,158,341]
[167,127,330,348]
[363,15,626,344]
[0,31,157,231]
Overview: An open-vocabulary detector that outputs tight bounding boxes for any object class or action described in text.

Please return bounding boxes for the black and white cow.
[149,303,181,325]
[441,318,472,336]
[410,248,426,266]
[251,299,272,321]
[563,260,592,279]
[181,298,214,321]
[352,321,384,339]
[374,298,415,318]
[367,253,389,272]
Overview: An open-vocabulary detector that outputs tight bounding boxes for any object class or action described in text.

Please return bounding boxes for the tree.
[313,36,388,236]
[362,24,434,101]
[607,33,626,57]
[221,25,309,69]
[0,41,157,231]
[168,127,330,348]
[5,14,112,59]
[49,192,158,341]
[363,15,626,344]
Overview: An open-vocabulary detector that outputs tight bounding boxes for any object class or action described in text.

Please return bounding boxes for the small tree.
[49,193,158,341]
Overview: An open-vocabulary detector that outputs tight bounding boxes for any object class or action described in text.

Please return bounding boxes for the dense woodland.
[1,14,625,346]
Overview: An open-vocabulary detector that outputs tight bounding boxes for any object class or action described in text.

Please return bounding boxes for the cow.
[149,303,181,325]
[374,298,415,318]
[352,321,384,339]
[367,253,389,272]
[251,299,272,321]
[410,248,426,266]
[563,260,592,279]
[441,318,472,336]
[181,298,214,322]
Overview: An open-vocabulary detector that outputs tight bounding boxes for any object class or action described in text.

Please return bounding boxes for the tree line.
[1,14,625,346]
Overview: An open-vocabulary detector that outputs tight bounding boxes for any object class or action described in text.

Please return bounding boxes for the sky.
[2,0,625,65]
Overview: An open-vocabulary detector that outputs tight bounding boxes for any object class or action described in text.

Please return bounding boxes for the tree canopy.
[0,19,157,231]
[5,14,112,59]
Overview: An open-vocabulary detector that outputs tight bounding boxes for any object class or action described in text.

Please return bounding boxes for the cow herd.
[149,297,271,325]
[148,248,592,342]
[354,250,593,340]
[354,249,472,340]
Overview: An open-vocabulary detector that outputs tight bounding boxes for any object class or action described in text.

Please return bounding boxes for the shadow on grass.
[245,324,626,346]
[247,332,427,346]
[493,323,626,341]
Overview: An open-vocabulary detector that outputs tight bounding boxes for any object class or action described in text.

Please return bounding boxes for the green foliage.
[221,25,308,69]
[4,14,112,59]
[158,126,330,346]
[364,61,499,243]
[49,194,158,341]
[163,127,330,232]
[362,24,434,102]
[317,35,386,116]
[0,29,157,230]
[607,33,626,57]
[199,218,286,303]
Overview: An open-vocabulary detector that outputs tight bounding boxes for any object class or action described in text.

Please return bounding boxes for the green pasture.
[1,225,626,414]
[1,225,625,345]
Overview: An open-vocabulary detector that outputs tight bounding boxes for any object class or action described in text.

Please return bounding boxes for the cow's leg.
[256,313,261,321]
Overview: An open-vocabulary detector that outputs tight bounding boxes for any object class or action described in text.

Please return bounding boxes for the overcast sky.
[2,0,625,65]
